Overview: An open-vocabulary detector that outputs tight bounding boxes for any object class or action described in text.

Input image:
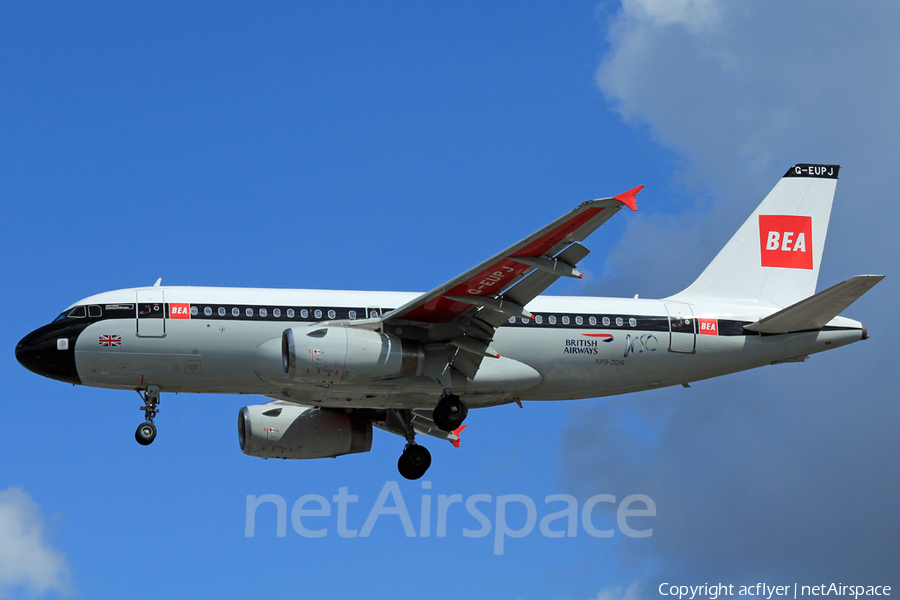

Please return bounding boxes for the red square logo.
[759,215,813,270]
[169,303,191,319]
[698,318,718,336]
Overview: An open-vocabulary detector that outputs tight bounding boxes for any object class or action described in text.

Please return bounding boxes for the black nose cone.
[16,325,81,385]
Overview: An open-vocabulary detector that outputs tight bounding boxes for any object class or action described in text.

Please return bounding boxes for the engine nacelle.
[282,326,424,384]
[238,403,372,459]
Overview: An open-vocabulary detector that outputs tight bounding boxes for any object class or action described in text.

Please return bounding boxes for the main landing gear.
[135,385,160,446]
[398,445,431,481]
[395,393,467,479]
[396,409,431,481]
[432,393,468,432]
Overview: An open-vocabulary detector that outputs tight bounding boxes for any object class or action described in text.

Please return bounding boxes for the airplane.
[16,164,883,480]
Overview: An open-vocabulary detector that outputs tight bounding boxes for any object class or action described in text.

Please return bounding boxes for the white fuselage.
[60,285,865,410]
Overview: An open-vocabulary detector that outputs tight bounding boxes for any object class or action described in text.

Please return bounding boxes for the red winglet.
[450,424,467,448]
[613,185,643,212]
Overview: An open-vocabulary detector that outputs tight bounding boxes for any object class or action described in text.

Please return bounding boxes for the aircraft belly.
[286,378,446,409]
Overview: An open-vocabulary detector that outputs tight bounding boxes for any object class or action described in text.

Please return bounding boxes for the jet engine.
[238,403,372,459]
[282,326,424,384]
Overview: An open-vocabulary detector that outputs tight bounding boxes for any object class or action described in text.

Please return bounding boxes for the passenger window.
[89,306,102,318]
[589,316,597,326]
[314,309,322,319]
[508,316,515,324]
[629,318,637,327]
[232,308,240,317]
[548,315,557,324]
[191,306,198,316]
[535,315,543,324]
[246,308,254,317]
[562,316,570,325]
[287,309,295,318]
[204,307,212,316]
[259,308,268,317]
[218,307,226,317]
[273,308,281,318]
[349,310,357,319]
[300,309,308,318]
[575,316,583,325]
[615,317,624,327]
[602,317,610,326]
[328,310,336,319]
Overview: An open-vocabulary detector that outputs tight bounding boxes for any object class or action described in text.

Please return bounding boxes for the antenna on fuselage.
[153,278,162,287]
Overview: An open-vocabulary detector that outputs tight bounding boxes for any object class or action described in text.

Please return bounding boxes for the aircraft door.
[665,302,695,353]
[136,289,166,337]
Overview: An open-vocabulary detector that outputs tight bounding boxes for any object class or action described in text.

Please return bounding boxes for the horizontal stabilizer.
[744,275,884,334]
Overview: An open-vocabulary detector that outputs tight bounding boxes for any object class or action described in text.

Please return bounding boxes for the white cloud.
[592,1,900,294]
[0,487,71,597]
[566,0,900,588]
[619,0,720,33]
[597,1,900,191]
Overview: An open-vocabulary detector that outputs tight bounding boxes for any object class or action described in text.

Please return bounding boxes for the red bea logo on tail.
[758,215,813,270]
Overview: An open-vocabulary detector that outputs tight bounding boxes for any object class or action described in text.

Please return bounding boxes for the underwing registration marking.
[467,266,516,295]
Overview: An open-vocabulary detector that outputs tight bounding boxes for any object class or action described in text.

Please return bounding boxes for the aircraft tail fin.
[670,164,840,308]
[744,275,884,334]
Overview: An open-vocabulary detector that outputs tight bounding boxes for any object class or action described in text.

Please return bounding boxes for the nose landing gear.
[135,385,160,446]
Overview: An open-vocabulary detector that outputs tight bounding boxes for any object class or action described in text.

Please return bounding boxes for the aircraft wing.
[386,189,641,325]
[380,188,641,378]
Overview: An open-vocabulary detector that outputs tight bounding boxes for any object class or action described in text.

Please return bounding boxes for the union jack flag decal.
[99,335,121,347]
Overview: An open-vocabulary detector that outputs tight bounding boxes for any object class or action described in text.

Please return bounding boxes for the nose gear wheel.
[135,386,160,446]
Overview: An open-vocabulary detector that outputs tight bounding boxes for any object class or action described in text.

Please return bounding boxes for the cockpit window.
[89,306,102,318]
[55,306,86,320]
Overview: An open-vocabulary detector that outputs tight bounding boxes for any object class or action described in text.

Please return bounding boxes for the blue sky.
[2,2,898,599]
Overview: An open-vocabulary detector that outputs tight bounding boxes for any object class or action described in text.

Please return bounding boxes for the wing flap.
[504,242,591,310]
[744,274,884,334]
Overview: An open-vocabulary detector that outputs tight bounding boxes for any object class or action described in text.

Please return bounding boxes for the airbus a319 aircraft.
[16,164,882,479]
